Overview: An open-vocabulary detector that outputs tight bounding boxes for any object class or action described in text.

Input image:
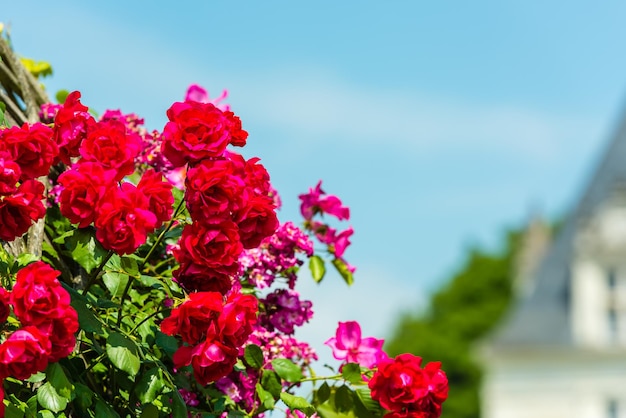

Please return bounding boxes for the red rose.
[137,168,174,226]
[176,221,243,271]
[385,412,432,418]
[218,292,258,347]
[58,162,116,228]
[0,288,10,324]
[185,159,245,224]
[173,262,234,294]
[235,195,279,249]
[0,326,51,380]
[161,101,233,167]
[11,261,71,325]
[0,179,46,241]
[0,153,21,196]
[53,91,96,164]
[0,122,57,180]
[243,157,272,195]
[369,354,448,418]
[36,307,79,362]
[173,340,238,386]
[94,182,157,255]
[80,119,142,180]
[160,292,223,345]
[223,111,248,147]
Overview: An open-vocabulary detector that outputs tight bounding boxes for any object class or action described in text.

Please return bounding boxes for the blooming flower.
[185,83,231,111]
[368,353,448,418]
[325,321,387,369]
[298,181,350,221]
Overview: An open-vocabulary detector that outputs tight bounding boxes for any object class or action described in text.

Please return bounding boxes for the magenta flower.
[298,181,350,221]
[325,321,387,369]
[184,83,230,111]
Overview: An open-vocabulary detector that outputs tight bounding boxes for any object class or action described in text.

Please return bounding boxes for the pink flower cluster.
[299,181,355,272]
[0,261,79,380]
[259,288,313,335]
[160,291,258,385]
[239,221,314,289]
[214,328,318,412]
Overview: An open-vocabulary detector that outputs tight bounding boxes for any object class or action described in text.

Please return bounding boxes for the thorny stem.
[82,250,114,295]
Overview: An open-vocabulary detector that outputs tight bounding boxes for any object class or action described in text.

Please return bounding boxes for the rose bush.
[0,37,448,417]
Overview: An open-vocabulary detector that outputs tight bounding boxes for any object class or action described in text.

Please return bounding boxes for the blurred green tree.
[385,230,522,418]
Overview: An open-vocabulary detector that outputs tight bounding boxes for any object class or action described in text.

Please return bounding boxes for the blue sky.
[4,1,626,361]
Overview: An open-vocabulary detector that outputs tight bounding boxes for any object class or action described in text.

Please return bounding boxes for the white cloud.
[237,68,603,164]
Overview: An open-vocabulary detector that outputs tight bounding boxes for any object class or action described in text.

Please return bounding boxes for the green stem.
[139,198,185,270]
[79,353,106,378]
[118,198,185,328]
[116,276,134,328]
[286,374,343,391]
[129,307,167,334]
[82,250,114,295]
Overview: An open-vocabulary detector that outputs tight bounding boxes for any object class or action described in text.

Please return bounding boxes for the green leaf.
[261,370,282,399]
[271,358,303,383]
[37,382,67,412]
[26,372,46,383]
[4,400,24,418]
[121,257,139,277]
[95,399,121,418]
[73,383,94,410]
[341,363,364,385]
[155,331,178,356]
[46,363,73,400]
[64,285,103,334]
[16,253,38,269]
[334,385,353,413]
[255,383,275,410]
[0,102,6,127]
[38,411,55,418]
[169,389,187,418]
[354,388,382,415]
[26,394,37,413]
[134,367,164,404]
[244,344,264,369]
[102,271,129,299]
[315,402,356,418]
[55,89,69,104]
[317,381,331,404]
[106,332,141,376]
[280,392,315,417]
[309,255,326,283]
[63,229,107,273]
[332,258,354,286]
[140,404,160,418]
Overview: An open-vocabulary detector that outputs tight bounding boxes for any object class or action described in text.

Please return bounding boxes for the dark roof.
[490,103,626,348]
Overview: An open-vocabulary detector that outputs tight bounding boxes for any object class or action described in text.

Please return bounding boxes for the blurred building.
[482,113,626,418]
